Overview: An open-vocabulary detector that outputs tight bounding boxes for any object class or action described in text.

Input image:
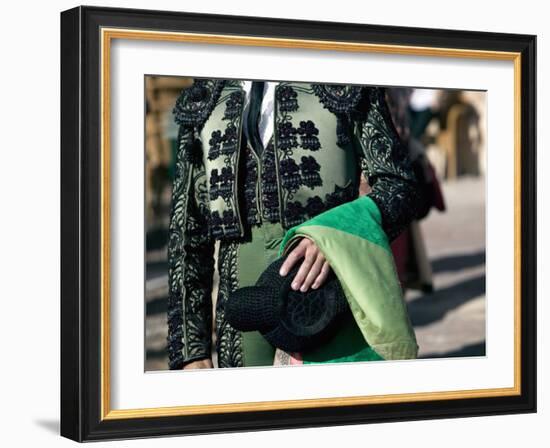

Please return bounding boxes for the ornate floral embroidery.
[277,119,321,152]
[276,85,299,112]
[275,84,326,227]
[260,139,281,223]
[283,182,357,228]
[368,180,420,241]
[279,158,302,197]
[207,130,222,160]
[297,120,321,151]
[311,84,363,114]
[178,126,203,165]
[173,79,225,129]
[208,123,239,161]
[304,195,325,217]
[359,88,419,240]
[311,83,364,148]
[283,201,306,227]
[221,123,239,157]
[204,87,246,239]
[223,91,244,120]
[300,156,322,189]
[209,210,241,239]
[167,127,215,370]
[335,115,353,147]
[275,86,301,221]
[209,167,234,204]
[215,241,244,368]
[243,147,260,225]
[277,121,298,151]
[325,182,357,209]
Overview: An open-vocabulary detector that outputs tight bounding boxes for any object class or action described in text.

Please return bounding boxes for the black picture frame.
[60,5,536,442]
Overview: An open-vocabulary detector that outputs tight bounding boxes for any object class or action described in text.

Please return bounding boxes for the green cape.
[279,196,418,362]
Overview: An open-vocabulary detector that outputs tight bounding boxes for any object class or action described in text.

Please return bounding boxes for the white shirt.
[241,81,277,149]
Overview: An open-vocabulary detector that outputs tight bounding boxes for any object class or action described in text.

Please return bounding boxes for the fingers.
[291,243,317,290]
[312,261,331,290]
[279,238,309,276]
[279,237,332,292]
[300,255,325,292]
[183,358,213,370]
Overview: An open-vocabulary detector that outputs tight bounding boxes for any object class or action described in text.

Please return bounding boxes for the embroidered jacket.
[167,79,420,369]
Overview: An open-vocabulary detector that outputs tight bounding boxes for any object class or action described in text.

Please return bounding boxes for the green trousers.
[236,222,283,366]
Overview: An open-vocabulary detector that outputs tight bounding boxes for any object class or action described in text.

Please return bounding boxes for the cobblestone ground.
[145,176,486,370]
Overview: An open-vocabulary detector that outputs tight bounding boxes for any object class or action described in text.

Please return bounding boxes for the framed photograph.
[60,5,536,441]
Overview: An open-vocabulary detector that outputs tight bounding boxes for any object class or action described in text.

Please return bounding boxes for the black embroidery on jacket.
[215,242,244,368]
[209,210,241,239]
[207,89,243,162]
[260,139,281,223]
[277,121,299,151]
[242,147,260,225]
[297,120,321,151]
[305,196,325,217]
[167,127,215,370]
[279,158,302,198]
[276,85,299,112]
[209,167,234,204]
[275,84,326,227]
[311,84,363,114]
[173,79,225,129]
[358,87,420,240]
[205,88,246,239]
[311,83,364,148]
[220,123,239,159]
[284,182,357,228]
[207,130,223,161]
[224,90,245,120]
[300,156,322,189]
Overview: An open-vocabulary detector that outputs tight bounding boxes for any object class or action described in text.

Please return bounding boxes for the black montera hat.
[225,256,350,353]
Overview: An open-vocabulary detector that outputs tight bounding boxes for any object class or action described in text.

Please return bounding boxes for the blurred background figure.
[400,87,486,359]
[145,78,487,370]
[378,88,446,295]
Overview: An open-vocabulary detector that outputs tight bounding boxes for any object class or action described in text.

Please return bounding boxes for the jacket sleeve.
[166,124,215,369]
[355,87,420,241]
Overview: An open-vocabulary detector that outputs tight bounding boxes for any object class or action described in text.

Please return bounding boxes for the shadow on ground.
[431,250,485,273]
[407,273,485,327]
[420,341,486,358]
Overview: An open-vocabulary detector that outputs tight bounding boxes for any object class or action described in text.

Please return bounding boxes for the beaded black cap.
[225,256,350,352]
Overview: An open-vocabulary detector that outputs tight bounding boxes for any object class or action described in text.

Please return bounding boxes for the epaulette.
[311,84,364,115]
[312,83,368,147]
[173,79,226,129]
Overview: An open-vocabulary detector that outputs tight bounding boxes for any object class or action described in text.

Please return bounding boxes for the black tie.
[247,81,265,156]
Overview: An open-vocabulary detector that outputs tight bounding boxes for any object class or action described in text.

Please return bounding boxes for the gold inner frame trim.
[100,27,522,421]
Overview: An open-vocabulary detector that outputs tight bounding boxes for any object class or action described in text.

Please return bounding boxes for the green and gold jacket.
[167,79,420,369]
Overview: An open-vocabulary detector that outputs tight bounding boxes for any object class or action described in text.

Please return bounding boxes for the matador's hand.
[183,359,213,370]
[279,237,332,292]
